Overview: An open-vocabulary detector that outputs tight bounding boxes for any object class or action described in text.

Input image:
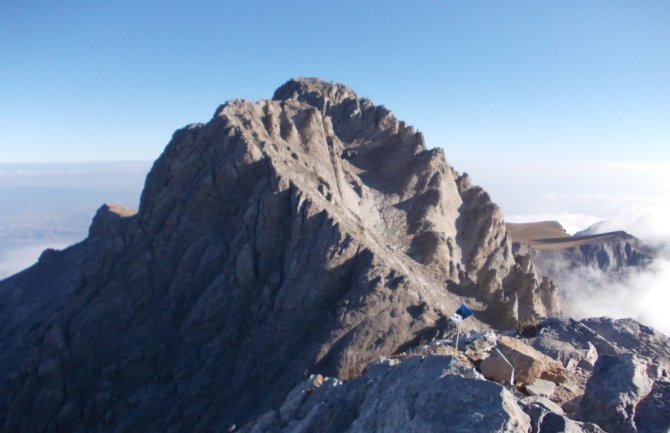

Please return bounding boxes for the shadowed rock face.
[0,78,558,432]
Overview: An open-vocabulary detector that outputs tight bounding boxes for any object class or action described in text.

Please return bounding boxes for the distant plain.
[0,162,149,279]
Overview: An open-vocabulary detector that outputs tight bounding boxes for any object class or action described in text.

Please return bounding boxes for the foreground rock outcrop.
[242,317,669,433]
[577,354,654,433]
[240,356,531,433]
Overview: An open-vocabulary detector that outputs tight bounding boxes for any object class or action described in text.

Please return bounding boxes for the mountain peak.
[273,77,359,106]
[0,78,563,431]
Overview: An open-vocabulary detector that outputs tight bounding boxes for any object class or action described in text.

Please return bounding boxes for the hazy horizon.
[0,161,149,279]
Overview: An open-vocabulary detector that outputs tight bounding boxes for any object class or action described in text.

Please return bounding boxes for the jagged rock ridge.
[1,78,559,432]
[507,221,653,274]
[530,230,652,275]
[507,221,654,315]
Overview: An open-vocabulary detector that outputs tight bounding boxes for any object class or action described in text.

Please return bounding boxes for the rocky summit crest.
[2,78,663,433]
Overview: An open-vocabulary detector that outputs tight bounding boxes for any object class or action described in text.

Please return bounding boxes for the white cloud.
[555,256,670,336]
[464,159,670,336]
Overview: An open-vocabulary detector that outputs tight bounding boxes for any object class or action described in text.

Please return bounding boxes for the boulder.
[634,380,670,433]
[529,318,619,359]
[561,396,583,415]
[525,378,556,398]
[528,335,586,370]
[577,354,654,433]
[497,336,566,384]
[464,330,498,361]
[240,355,531,433]
[540,413,606,433]
[525,318,617,371]
[577,342,599,371]
[581,317,670,365]
[520,396,564,433]
[480,351,515,385]
[522,396,564,415]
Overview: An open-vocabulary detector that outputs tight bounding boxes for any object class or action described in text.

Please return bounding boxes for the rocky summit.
[0,78,668,433]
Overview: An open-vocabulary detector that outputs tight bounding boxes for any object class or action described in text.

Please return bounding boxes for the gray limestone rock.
[578,343,599,371]
[496,336,566,385]
[634,381,670,433]
[526,378,557,398]
[522,396,564,416]
[1,77,666,433]
[540,413,606,433]
[480,352,516,385]
[581,317,670,365]
[577,354,654,433]
[463,330,498,360]
[532,231,652,274]
[524,318,619,366]
[520,396,565,433]
[240,355,531,433]
[0,78,670,433]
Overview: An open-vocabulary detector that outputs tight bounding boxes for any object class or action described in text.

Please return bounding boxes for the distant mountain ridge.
[507,220,653,273]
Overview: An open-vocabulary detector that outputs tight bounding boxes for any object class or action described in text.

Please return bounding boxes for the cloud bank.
[456,158,670,335]
[539,252,670,336]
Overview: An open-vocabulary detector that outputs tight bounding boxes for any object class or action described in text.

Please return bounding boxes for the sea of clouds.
[461,159,670,335]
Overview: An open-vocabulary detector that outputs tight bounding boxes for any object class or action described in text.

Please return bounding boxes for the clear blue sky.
[1,1,669,163]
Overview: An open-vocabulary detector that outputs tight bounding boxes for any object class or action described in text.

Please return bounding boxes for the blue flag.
[451,304,472,323]
[455,303,473,320]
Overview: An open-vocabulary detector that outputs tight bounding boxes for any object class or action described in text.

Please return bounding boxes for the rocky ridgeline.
[242,317,669,433]
[508,221,654,281]
[0,78,667,432]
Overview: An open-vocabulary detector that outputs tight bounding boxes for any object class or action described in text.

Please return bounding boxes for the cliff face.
[532,232,652,274]
[507,221,654,290]
[0,78,558,432]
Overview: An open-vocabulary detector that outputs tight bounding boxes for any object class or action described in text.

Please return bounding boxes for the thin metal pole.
[495,347,515,386]
[455,321,461,351]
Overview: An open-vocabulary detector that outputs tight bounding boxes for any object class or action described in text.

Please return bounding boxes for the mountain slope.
[0,78,558,432]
